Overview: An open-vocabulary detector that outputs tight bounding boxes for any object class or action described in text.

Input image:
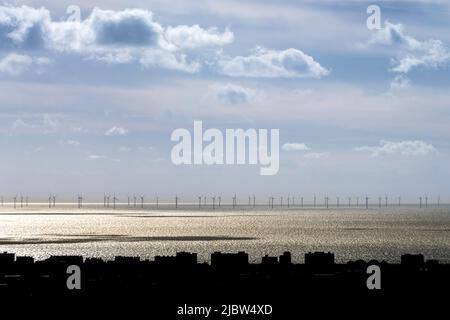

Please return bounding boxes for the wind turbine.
[156,196,159,209]
[212,196,216,210]
[365,196,369,209]
[78,194,83,209]
[301,196,304,208]
[52,195,56,208]
[198,196,202,209]
[175,195,178,209]
[128,196,130,208]
[20,195,23,208]
[141,196,144,209]
[113,194,117,209]
[385,195,388,208]
[13,195,17,209]
[356,197,359,208]
[313,195,316,208]
[419,196,422,208]
[253,195,256,208]
[269,196,274,209]
[348,197,351,208]
[218,196,221,207]
[425,195,428,208]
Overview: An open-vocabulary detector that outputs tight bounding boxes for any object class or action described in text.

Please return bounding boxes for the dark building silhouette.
[0,252,15,264]
[211,251,248,268]
[279,251,291,265]
[401,254,424,269]
[155,252,197,266]
[305,251,335,266]
[262,255,278,265]
[0,249,449,318]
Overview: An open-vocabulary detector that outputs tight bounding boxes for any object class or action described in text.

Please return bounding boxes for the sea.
[1,204,449,263]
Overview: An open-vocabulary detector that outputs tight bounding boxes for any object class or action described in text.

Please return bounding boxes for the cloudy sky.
[1,0,450,202]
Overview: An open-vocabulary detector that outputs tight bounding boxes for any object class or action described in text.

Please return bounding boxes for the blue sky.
[1,0,450,201]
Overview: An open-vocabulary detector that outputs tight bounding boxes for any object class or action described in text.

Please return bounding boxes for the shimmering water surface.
[1,206,449,263]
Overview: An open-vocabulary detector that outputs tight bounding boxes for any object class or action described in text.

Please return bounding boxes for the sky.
[0,0,450,202]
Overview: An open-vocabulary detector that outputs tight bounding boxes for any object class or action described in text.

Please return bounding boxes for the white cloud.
[0,53,50,75]
[43,113,58,133]
[11,118,35,131]
[0,5,49,50]
[367,21,450,73]
[356,140,437,157]
[304,152,329,159]
[282,143,310,151]
[10,114,59,134]
[219,47,329,78]
[210,83,259,105]
[390,75,410,90]
[164,25,234,50]
[88,154,105,160]
[139,49,200,73]
[0,5,233,73]
[105,126,128,136]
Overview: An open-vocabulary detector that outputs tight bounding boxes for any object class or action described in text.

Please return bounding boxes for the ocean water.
[0,206,449,263]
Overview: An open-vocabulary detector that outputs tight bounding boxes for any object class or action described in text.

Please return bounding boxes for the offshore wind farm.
[0,194,449,265]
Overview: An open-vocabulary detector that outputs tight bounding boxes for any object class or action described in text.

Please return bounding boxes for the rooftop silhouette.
[1,250,449,299]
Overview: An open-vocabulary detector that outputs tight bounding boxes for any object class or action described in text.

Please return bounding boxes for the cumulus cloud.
[0,5,49,50]
[356,140,437,157]
[0,5,233,72]
[219,47,329,78]
[164,25,233,50]
[367,21,450,73]
[139,49,200,73]
[0,6,330,78]
[282,143,310,151]
[0,53,50,75]
[105,126,128,136]
[210,83,259,105]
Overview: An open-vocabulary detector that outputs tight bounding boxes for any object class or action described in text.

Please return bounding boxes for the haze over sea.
[1,206,449,263]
